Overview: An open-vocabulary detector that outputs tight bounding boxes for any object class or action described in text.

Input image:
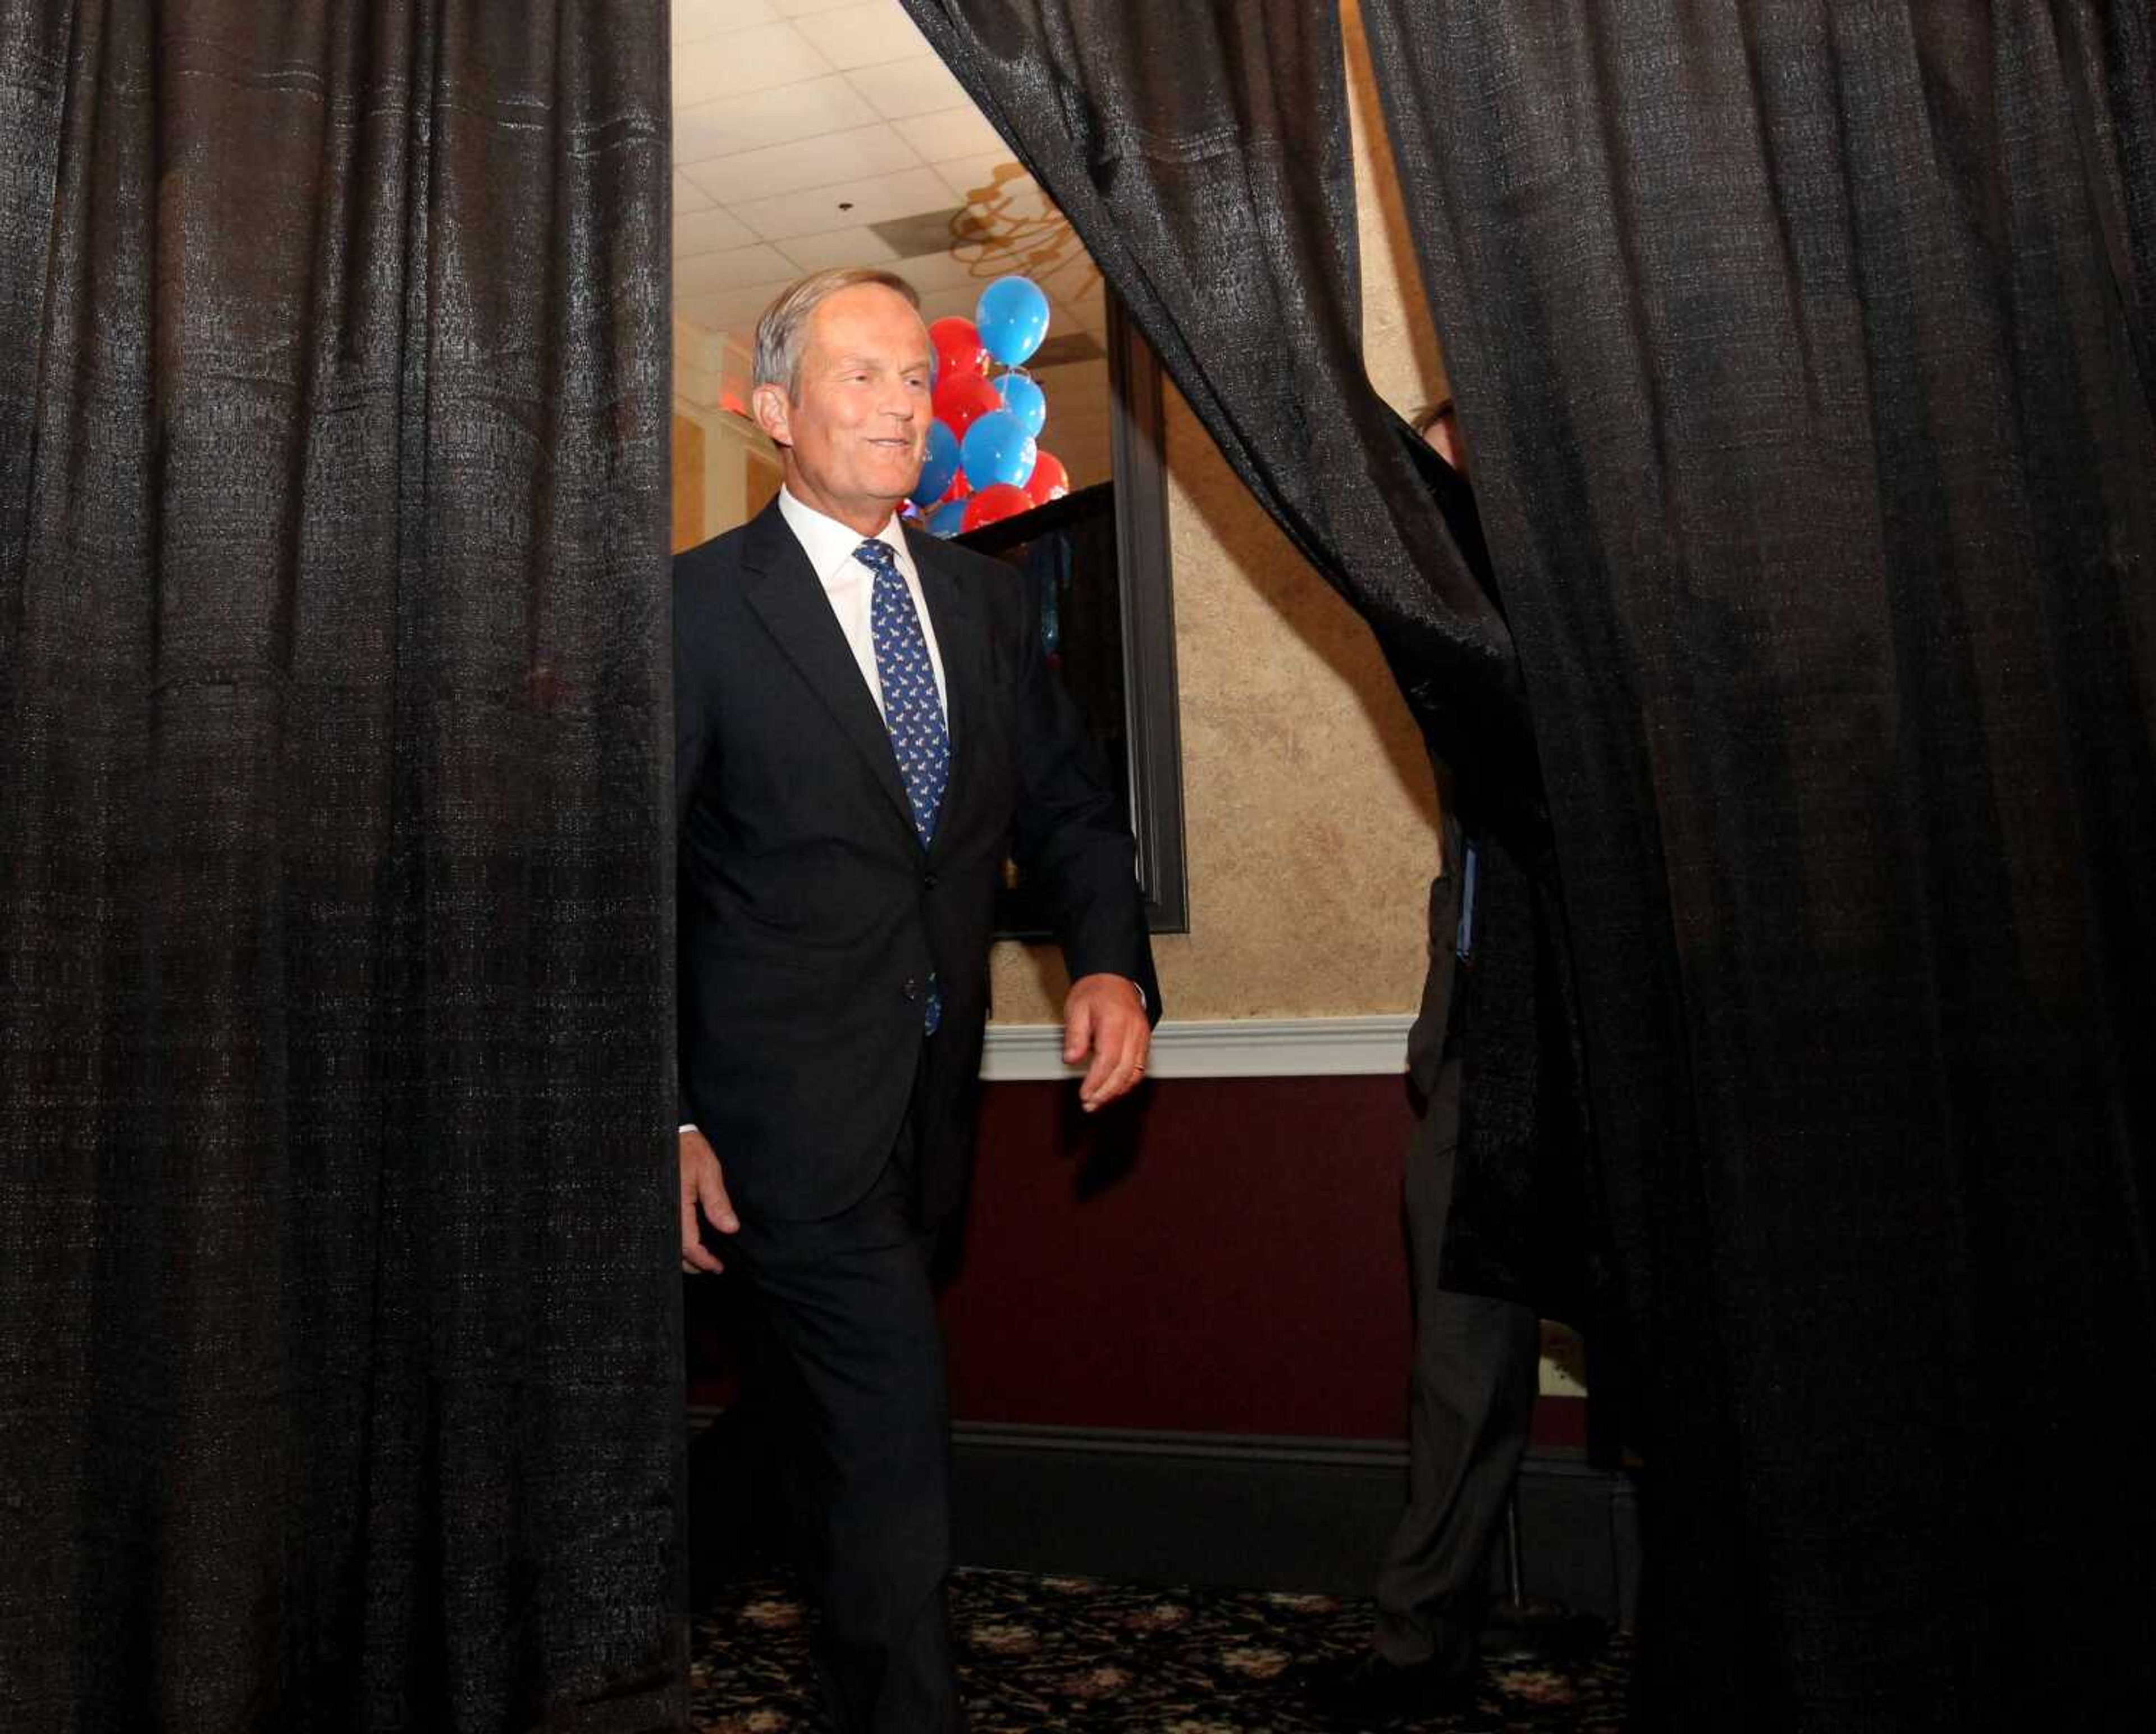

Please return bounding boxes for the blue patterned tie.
[856,537,948,1032]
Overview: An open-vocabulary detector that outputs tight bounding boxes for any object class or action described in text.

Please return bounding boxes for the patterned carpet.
[691,1569,1629,1733]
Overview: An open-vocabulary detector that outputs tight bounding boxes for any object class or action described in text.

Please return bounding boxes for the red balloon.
[1022,450,1070,506]
[962,482,1034,532]
[941,467,972,503]
[929,317,990,381]
[933,372,1002,437]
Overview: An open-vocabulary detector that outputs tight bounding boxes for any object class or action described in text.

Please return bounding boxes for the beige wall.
[671,414,705,556]
[990,2,1448,1024]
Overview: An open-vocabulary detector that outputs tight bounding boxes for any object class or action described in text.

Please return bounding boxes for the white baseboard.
[979,1014,1413,1082]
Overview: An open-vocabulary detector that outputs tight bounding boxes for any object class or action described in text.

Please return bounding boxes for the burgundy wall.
[690,1071,1584,1448]
[940,1075,1420,1438]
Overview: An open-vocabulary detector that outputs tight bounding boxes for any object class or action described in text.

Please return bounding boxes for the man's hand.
[1063,973,1151,1112]
[679,1126,740,1274]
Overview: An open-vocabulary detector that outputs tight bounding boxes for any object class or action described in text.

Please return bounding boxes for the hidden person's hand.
[679,1126,739,1274]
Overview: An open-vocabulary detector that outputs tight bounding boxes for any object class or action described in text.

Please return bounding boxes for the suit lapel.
[739,503,915,838]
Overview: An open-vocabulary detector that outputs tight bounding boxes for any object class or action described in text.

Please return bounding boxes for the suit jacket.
[675,499,1161,1225]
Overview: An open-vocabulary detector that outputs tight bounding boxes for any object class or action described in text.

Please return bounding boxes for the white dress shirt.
[778,487,949,728]
[680,491,1135,1139]
[680,493,953,1139]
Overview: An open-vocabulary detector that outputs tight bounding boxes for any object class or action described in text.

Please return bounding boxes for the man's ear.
[751,382,793,448]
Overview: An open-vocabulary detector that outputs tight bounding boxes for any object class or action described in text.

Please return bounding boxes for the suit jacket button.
[903,977,920,1001]
[921,872,938,891]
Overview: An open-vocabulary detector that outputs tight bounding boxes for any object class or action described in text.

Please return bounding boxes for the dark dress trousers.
[1371,822,1541,1674]
[675,499,1159,1731]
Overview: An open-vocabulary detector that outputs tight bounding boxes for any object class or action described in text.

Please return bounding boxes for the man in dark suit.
[674,267,1159,1733]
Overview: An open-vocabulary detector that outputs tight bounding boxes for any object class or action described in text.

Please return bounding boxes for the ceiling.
[670,0,1114,484]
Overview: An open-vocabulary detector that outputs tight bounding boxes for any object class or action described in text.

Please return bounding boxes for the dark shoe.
[1298,1649,1478,1724]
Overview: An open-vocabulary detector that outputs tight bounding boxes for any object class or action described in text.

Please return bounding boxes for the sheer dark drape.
[905,1,2156,1727]
[1360,4,2156,1725]
[896,0,1596,1329]
[898,0,1542,843]
[1,5,683,1729]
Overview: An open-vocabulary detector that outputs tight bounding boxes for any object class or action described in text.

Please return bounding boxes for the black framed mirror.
[953,297,1187,937]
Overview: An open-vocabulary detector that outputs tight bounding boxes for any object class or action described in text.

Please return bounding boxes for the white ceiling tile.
[916,284,984,323]
[934,152,1030,207]
[975,175,1058,224]
[679,122,921,207]
[788,3,931,70]
[892,106,1005,165]
[944,232,1077,284]
[673,22,832,102]
[677,243,802,298]
[672,0,778,44]
[730,165,953,241]
[674,170,716,213]
[846,54,970,121]
[952,230,1040,271]
[777,226,905,273]
[902,247,1078,310]
[883,248,995,295]
[674,204,761,258]
[673,76,878,165]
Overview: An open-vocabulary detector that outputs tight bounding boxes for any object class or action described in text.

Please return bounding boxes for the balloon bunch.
[911,276,1072,536]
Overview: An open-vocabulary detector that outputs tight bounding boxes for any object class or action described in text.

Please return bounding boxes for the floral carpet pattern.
[691,1569,1630,1732]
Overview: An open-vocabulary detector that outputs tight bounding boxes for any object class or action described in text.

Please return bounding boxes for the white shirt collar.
[778,486,911,586]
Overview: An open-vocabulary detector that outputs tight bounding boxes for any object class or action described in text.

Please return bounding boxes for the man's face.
[754,284,932,532]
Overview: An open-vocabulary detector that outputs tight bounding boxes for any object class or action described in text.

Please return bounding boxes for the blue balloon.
[913,418,961,506]
[960,408,1038,491]
[975,276,1050,367]
[993,372,1047,439]
[928,498,970,538]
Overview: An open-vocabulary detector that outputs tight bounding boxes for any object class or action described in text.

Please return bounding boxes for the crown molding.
[979,1015,1413,1082]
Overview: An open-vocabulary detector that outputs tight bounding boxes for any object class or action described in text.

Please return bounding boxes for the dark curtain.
[903,1,2156,1727]
[1360,4,2156,1726]
[895,0,1596,1333]
[898,0,1543,846]
[1,5,683,1730]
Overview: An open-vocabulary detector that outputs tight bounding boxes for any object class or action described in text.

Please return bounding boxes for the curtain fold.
[907,0,2156,1726]
[899,0,1546,847]
[0,4,683,1728]
[1359,3,2156,1726]
[896,0,1595,1334]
